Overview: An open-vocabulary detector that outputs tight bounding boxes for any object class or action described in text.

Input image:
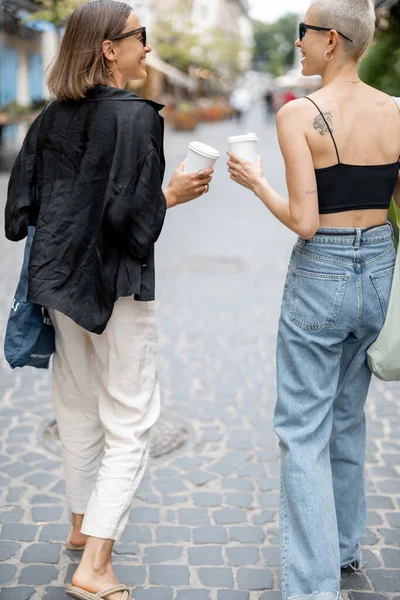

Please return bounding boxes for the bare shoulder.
[276,98,313,127]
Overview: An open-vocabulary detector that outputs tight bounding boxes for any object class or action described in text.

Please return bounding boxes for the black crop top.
[305,97,400,215]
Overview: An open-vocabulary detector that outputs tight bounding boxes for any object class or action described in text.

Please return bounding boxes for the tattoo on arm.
[305,189,318,196]
[313,112,333,136]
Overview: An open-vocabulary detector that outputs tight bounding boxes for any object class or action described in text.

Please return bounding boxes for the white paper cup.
[228,132,259,162]
[184,141,220,173]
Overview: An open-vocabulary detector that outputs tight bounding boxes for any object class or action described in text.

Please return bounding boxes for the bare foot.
[72,568,126,600]
[68,529,88,548]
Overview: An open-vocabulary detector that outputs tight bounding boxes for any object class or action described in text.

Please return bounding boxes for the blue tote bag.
[4,226,55,369]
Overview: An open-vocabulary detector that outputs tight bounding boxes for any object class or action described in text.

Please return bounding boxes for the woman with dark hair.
[228,1,400,599]
[5,2,213,599]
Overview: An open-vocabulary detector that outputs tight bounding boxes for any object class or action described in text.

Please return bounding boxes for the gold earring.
[324,50,334,62]
[103,59,116,76]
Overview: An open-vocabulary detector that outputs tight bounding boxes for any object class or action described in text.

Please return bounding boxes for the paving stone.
[366,511,383,527]
[262,546,281,567]
[24,473,57,489]
[361,550,380,569]
[224,493,254,509]
[179,508,210,525]
[189,546,224,566]
[227,546,260,566]
[378,529,400,546]
[176,591,210,600]
[113,543,140,555]
[39,524,70,542]
[134,589,174,600]
[174,457,203,470]
[51,481,66,495]
[376,480,400,494]
[229,526,265,544]
[213,509,247,524]
[0,509,24,522]
[0,542,20,561]
[386,512,400,528]
[1,524,38,542]
[153,479,187,494]
[6,489,24,503]
[162,495,188,505]
[259,593,282,600]
[119,525,152,544]
[259,493,280,508]
[0,463,32,477]
[361,529,379,546]
[137,493,159,504]
[43,587,72,600]
[130,507,159,523]
[21,452,46,464]
[64,564,78,583]
[341,572,372,591]
[193,493,222,507]
[194,527,228,544]
[30,494,62,504]
[0,565,17,585]
[238,463,266,478]
[221,479,254,492]
[185,469,216,486]
[0,587,36,600]
[149,566,190,586]
[348,594,387,600]
[370,466,399,478]
[21,543,61,564]
[237,568,273,590]
[218,592,249,600]
[143,545,182,563]
[156,526,191,543]
[19,565,58,585]
[366,570,400,593]
[197,567,234,588]
[31,506,63,522]
[37,460,61,471]
[382,454,400,465]
[113,565,146,585]
[381,548,400,568]
[258,478,280,492]
[367,496,395,510]
[253,511,277,525]
[210,460,236,476]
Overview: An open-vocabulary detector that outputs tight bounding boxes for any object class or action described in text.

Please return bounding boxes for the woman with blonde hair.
[228,1,400,599]
[5,1,213,598]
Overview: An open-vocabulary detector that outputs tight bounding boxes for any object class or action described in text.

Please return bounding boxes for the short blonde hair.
[311,0,376,58]
[48,0,132,102]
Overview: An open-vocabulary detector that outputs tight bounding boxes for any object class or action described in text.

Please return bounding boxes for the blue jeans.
[274,225,395,600]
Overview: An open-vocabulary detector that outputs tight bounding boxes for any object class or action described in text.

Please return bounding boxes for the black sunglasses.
[110,26,147,46]
[299,22,353,43]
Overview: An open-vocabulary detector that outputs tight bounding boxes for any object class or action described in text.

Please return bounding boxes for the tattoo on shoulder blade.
[313,112,333,136]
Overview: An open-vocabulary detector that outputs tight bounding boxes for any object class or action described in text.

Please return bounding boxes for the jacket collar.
[86,85,164,112]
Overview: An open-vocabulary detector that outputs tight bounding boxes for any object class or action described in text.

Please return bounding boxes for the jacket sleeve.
[104,145,167,259]
[4,115,43,242]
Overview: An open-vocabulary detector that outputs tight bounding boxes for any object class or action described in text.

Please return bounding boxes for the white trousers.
[49,298,160,541]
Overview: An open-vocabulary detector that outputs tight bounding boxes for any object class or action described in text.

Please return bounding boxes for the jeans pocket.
[370,265,395,320]
[289,269,348,331]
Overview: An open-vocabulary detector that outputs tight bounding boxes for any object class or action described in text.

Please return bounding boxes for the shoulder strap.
[305,96,341,164]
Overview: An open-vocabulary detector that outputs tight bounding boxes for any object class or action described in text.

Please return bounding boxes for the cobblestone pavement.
[0,106,400,600]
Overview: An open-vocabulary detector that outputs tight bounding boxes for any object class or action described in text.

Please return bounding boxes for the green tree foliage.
[30,0,83,29]
[252,13,298,76]
[359,5,400,96]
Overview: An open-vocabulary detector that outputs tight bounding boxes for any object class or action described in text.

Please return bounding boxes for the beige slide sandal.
[66,585,131,599]
[65,534,86,551]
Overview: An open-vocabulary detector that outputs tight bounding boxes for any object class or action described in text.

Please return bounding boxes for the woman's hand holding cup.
[165,162,214,208]
[227,152,265,193]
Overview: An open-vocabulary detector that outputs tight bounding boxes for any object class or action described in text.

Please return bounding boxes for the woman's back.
[299,84,400,227]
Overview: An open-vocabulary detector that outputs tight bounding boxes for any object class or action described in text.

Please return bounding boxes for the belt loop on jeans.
[354,229,362,249]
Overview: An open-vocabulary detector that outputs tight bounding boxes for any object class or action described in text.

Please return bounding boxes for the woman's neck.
[322,62,360,87]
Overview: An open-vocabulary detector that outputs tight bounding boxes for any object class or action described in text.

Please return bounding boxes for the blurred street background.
[1,0,400,599]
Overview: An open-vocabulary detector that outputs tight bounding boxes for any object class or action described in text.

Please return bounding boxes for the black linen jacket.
[5,86,167,334]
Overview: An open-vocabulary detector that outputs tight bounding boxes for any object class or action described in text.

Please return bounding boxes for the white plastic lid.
[228,132,259,143]
[188,141,220,159]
